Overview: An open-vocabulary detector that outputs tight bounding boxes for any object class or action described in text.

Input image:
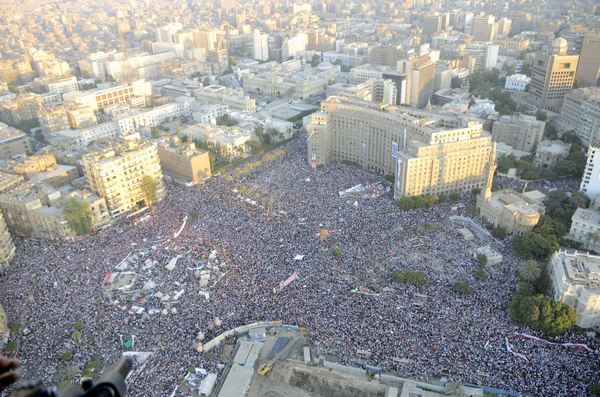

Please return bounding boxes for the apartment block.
[560,88,600,147]
[0,123,32,159]
[82,140,164,215]
[194,85,256,113]
[157,137,212,183]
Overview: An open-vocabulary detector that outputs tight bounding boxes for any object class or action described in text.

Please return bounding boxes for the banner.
[173,215,188,238]
[505,337,529,362]
[391,141,398,159]
[514,332,593,352]
[274,271,299,293]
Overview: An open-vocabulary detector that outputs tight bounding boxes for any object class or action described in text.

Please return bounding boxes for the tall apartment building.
[492,114,545,153]
[576,32,600,87]
[472,14,498,42]
[581,146,600,201]
[464,42,499,70]
[253,30,269,61]
[46,76,79,95]
[82,140,164,215]
[307,96,495,198]
[497,18,512,37]
[560,87,600,147]
[528,38,579,113]
[39,105,70,133]
[548,250,600,328]
[422,15,443,38]
[397,56,435,108]
[369,45,404,67]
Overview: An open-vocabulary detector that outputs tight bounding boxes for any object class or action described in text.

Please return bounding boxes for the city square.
[1,137,597,396]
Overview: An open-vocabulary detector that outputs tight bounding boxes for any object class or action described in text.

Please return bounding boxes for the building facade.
[580,146,600,201]
[491,114,545,153]
[0,212,15,270]
[307,96,496,199]
[157,138,212,183]
[528,38,579,113]
[0,123,32,159]
[548,250,600,328]
[82,140,164,215]
[560,88,600,147]
[575,32,600,87]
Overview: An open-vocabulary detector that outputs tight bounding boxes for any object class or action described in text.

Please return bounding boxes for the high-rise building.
[497,18,512,37]
[464,42,499,70]
[528,38,579,113]
[576,32,600,87]
[253,30,269,61]
[82,140,164,215]
[307,96,495,199]
[560,87,600,147]
[397,55,435,108]
[580,145,600,201]
[0,123,32,159]
[422,15,443,38]
[472,14,498,42]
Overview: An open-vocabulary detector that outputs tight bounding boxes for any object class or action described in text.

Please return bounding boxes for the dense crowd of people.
[0,137,598,397]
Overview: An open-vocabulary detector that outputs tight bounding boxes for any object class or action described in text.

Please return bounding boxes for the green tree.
[311,53,321,67]
[512,232,559,260]
[393,270,427,286]
[451,281,474,295]
[491,226,508,239]
[476,253,487,265]
[151,127,161,139]
[519,260,541,283]
[397,197,414,210]
[509,293,576,335]
[535,110,547,121]
[64,199,93,236]
[141,176,159,205]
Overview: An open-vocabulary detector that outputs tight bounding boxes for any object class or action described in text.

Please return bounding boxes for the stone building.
[491,114,545,153]
[549,250,600,328]
[307,96,496,199]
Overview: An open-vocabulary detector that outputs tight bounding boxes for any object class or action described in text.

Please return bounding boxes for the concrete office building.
[472,14,498,42]
[548,250,600,328]
[576,32,600,87]
[492,114,545,153]
[307,96,495,199]
[397,56,435,108]
[253,30,269,61]
[0,123,32,159]
[464,42,499,70]
[63,80,152,111]
[157,137,212,184]
[560,88,600,147]
[528,38,579,113]
[82,140,164,215]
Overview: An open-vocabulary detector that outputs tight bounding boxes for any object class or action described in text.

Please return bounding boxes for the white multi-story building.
[253,30,269,61]
[185,123,252,159]
[194,85,257,112]
[464,42,499,70]
[46,76,79,95]
[568,208,600,252]
[282,33,307,59]
[116,98,192,136]
[48,122,121,148]
[548,250,600,328]
[580,146,600,201]
[63,80,152,111]
[190,103,228,124]
[505,74,531,92]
